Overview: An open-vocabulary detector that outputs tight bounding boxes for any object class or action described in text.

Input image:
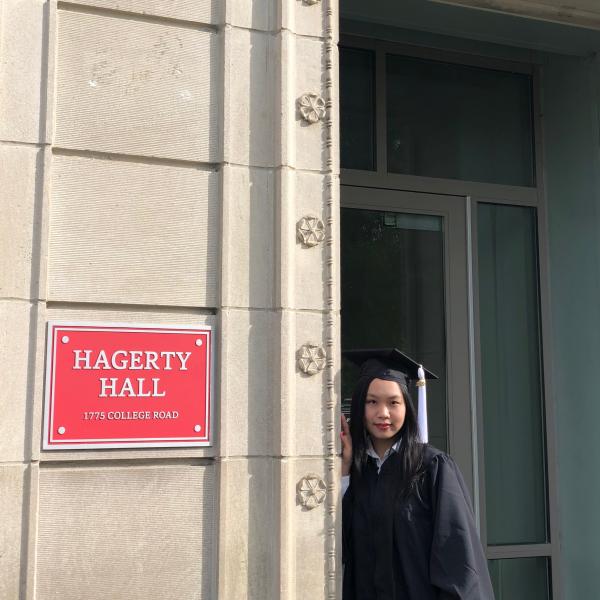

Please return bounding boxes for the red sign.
[43,322,213,449]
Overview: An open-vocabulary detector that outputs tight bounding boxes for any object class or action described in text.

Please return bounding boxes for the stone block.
[54,9,219,161]
[294,170,328,310]
[219,308,278,457]
[46,304,217,326]
[0,0,46,143]
[0,301,35,462]
[36,464,216,600]
[0,145,43,300]
[224,28,276,167]
[286,457,336,599]
[47,154,218,307]
[69,0,219,24]
[217,457,278,600]
[0,464,26,600]
[294,36,328,171]
[225,0,276,30]
[221,165,275,308]
[283,0,327,38]
[277,167,338,312]
[290,311,330,457]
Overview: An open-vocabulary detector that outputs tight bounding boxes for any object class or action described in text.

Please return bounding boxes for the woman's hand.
[341,414,352,476]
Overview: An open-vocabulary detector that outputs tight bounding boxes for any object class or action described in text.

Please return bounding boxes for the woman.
[341,348,494,600]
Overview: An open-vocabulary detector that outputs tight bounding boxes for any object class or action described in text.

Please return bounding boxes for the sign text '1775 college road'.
[43,322,213,449]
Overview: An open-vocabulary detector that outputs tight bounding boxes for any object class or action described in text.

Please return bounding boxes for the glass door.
[341,186,553,598]
[341,185,474,494]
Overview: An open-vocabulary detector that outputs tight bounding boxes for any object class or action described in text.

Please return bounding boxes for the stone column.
[0,1,49,597]
[218,1,340,598]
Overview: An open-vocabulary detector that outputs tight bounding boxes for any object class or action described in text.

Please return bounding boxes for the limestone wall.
[0,1,340,598]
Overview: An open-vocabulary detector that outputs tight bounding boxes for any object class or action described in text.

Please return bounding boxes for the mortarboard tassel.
[416,365,429,443]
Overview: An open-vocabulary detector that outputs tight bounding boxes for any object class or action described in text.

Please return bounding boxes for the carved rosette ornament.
[298,93,327,124]
[297,475,327,509]
[297,215,326,247]
[297,344,326,375]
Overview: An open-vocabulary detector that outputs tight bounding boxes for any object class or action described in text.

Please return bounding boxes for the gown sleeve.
[342,480,353,565]
[428,454,495,600]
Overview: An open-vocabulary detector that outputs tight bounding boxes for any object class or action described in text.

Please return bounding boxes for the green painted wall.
[543,53,600,599]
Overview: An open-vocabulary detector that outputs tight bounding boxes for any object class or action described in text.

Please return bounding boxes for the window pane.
[340,47,376,170]
[478,203,547,545]
[341,208,447,451]
[489,557,550,600]
[386,55,535,186]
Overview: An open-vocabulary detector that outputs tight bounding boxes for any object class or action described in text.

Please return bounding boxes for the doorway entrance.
[341,188,473,490]
[340,35,558,599]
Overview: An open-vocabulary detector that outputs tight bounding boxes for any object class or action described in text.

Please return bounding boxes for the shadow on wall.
[19,0,51,597]
[244,2,277,599]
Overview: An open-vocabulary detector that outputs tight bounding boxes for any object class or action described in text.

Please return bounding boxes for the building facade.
[2,0,600,598]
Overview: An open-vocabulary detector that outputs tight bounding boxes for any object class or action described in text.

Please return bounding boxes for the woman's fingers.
[341,414,350,435]
[341,414,352,476]
[340,414,351,447]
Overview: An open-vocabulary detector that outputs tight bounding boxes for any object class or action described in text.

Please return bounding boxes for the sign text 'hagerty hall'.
[43,322,213,449]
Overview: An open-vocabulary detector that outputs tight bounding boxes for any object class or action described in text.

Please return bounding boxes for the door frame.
[342,186,475,497]
[339,32,561,599]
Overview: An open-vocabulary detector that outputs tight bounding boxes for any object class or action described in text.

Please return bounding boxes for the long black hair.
[349,374,425,498]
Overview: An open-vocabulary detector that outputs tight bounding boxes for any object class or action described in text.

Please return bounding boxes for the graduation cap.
[343,348,438,443]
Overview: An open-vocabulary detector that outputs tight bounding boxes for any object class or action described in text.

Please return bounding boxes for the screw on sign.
[43,322,213,449]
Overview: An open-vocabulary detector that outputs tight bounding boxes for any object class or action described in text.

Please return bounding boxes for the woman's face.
[364,378,406,443]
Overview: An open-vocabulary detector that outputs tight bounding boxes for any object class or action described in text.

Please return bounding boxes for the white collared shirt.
[341,438,401,496]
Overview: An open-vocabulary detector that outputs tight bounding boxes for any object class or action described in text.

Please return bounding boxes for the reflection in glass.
[386,55,534,186]
[489,557,550,600]
[340,47,376,171]
[341,208,447,451]
[478,203,547,545]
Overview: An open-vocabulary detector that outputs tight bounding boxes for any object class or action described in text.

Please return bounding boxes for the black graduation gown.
[342,445,495,600]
